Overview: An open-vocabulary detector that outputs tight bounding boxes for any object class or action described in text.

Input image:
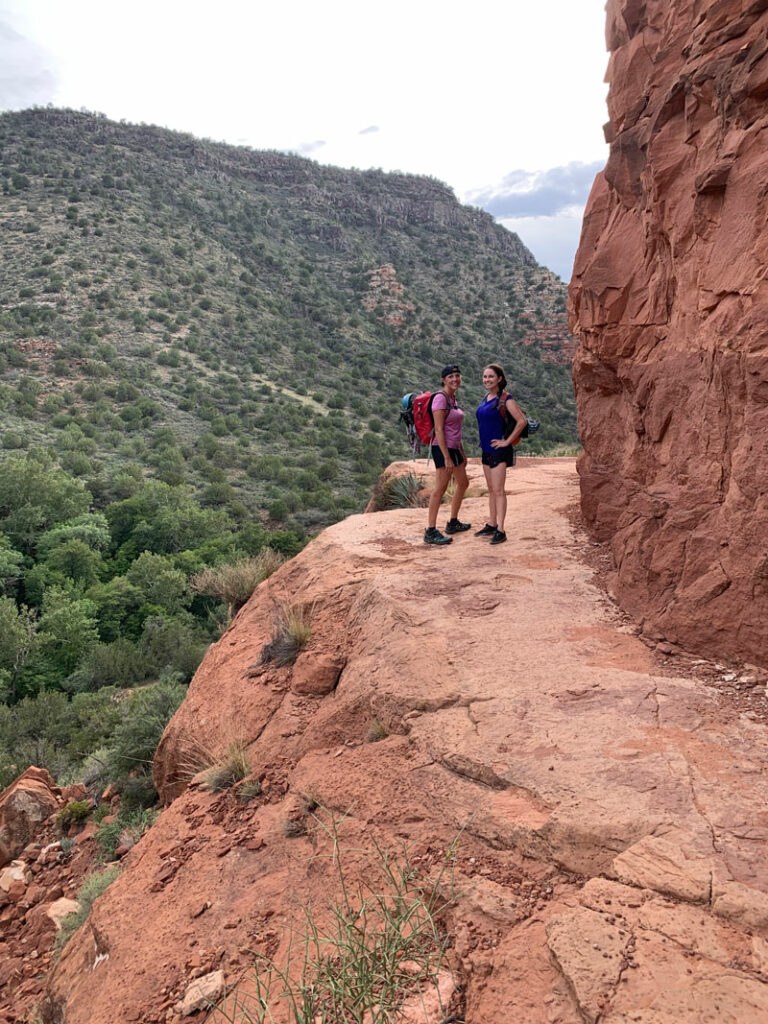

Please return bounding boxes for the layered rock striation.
[569,0,768,666]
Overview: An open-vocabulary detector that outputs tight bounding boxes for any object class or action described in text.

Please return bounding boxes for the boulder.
[178,969,225,1016]
[0,767,60,868]
[569,0,768,668]
[0,860,31,901]
[290,652,346,696]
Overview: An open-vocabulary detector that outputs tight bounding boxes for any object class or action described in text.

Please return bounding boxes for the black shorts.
[431,445,465,469]
[482,448,516,468]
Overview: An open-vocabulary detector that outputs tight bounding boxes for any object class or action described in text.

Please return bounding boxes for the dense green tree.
[27,587,100,691]
[43,539,105,588]
[0,598,38,702]
[85,576,145,643]
[126,552,189,615]
[0,534,25,594]
[36,512,111,556]
[0,453,91,553]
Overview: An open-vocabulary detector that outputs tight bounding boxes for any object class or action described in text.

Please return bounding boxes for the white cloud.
[468,161,605,219]
[0,0,609,278]
[499,209,588,282]
[0,18,57,109]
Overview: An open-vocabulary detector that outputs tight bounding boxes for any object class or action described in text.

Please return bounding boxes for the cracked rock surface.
[569,0,768,668]
[45,460,768,1023]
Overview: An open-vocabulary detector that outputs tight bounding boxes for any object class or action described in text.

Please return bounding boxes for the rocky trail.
[5,458,768,1023]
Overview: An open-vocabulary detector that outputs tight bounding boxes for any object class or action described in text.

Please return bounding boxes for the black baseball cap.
[441,364,461,378]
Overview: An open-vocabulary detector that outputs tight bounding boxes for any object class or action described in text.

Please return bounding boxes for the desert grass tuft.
[259,599,314,667]
[370,471,426,511]
[365,719,389,743]
[176,718,252,791]
[202,738,250,791]
[191,549,285,620]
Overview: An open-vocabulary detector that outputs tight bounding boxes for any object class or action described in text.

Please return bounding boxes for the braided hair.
[486,363,508,408]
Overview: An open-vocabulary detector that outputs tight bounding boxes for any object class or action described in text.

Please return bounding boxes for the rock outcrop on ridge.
[43,460,768,1023]
[569,0,768,667]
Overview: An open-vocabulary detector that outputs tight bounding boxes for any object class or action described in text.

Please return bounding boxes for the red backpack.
[412,390,452,445]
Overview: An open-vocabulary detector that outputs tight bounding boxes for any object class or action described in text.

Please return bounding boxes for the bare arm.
[504,398,527,445]
[490,397,527,449]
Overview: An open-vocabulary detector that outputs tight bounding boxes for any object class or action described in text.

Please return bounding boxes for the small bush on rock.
[191,549,285,619]
[259,600,313,667]
[220,812,460,1023]
[202,738,250,791]
[55,799,91,833]
[371,471,426,511]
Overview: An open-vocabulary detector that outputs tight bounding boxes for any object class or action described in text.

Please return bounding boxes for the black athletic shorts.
[482,448,516,468]
[431,445,465,469]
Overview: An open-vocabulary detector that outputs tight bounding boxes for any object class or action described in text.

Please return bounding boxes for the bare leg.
[449,463,469,519]
[482,464,498,526]
[428,466,454,528]
[488,463,507,531]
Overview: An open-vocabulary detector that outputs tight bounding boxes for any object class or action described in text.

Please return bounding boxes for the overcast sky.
[0,0,609,280]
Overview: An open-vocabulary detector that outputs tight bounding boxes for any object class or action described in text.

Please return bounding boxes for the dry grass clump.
[191,549,285,619]
[202,739,250,791]
[365,719,389,743]
[177,721,252,791]
[370,471,426,511]
[259,599,314,667]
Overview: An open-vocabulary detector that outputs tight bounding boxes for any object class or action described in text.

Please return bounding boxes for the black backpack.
[497,392,540,443]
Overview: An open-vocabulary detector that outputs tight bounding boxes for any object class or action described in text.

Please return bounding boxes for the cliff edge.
[44,459,768,1023]
[569,0,768,667]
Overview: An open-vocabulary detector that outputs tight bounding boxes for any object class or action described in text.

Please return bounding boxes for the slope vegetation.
[1,108,576,532]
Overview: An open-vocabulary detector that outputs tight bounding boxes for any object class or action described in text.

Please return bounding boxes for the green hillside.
[0,108,576,531]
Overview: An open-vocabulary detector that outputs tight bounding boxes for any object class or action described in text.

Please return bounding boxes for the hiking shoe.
[444,518,471,534]
[489,529,507,545]
[424,527,452,546]
[474,523,496,536]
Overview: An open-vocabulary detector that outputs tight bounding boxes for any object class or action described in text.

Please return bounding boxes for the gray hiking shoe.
[489,529,507,545]
[424,527,452,546]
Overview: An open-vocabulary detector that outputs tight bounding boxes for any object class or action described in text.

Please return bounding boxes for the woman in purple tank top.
[423,364,471,546]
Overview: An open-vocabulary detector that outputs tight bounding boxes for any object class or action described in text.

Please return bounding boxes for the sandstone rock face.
[0,766,60,868]
[42,461,768,1023]
[569,0,768,667]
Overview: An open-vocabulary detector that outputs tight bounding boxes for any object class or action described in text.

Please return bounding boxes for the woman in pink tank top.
[424,364,471,546]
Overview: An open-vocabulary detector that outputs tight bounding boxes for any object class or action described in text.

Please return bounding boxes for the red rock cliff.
[569,0,768,666]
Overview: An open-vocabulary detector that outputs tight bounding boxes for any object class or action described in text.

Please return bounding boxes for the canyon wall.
[569,0,768,666]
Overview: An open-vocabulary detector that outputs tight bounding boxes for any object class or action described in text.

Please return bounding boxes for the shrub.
[56,865,120,950]
[105,676,187,787]
[259,600,313,667]
[370,471,425,512]
[190,549,284,619]
[365,720,388,743]
[55,799,91,833]
[95,807,156,861]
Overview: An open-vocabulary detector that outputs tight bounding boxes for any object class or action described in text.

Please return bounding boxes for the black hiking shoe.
[489,529,507,545]
[424,527,452,546]
[474,523,496,536]
[444,518,471,534]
